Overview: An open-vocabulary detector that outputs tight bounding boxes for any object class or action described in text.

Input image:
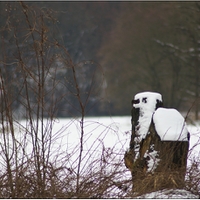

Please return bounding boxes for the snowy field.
[0,116,200,198]
[13,116,131,171]
[4,116,200,169]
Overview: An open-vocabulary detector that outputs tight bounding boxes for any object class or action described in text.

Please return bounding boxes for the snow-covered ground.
[137,188,198,198]
[13,116,131,172]
[0,116,200,198]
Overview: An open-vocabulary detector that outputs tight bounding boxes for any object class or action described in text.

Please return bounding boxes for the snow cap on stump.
[133,91,162,111]
[153,108,189,141]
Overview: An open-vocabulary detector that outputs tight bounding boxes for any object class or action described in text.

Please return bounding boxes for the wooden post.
[124,92,190,195]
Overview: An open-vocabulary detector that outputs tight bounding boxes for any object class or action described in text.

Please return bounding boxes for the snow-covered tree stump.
[124,92,190,194]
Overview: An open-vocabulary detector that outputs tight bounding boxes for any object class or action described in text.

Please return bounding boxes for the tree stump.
[124,92,190,195]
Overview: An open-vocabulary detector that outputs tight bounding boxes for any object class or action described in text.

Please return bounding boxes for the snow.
[132,92,188,142]
[0,116,199,198]
[133,92,162,141]
[137,188,198,198]
[0,116,131,175]
[153,108,189,141]
[144,145,160,172]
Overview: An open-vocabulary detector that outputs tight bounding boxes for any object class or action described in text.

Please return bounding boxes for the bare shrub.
[185,158,200,197]
[0,2,132,198]
[185,130,200,198]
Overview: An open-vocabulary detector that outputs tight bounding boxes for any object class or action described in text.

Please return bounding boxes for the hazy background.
[0,2,200,118]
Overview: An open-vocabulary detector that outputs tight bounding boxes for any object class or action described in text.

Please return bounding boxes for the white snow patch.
[153,108,189,141]
[137,189,198,199]
[144,146,160,172]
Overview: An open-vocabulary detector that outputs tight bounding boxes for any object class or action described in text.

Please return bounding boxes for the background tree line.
[0,1,200,119]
